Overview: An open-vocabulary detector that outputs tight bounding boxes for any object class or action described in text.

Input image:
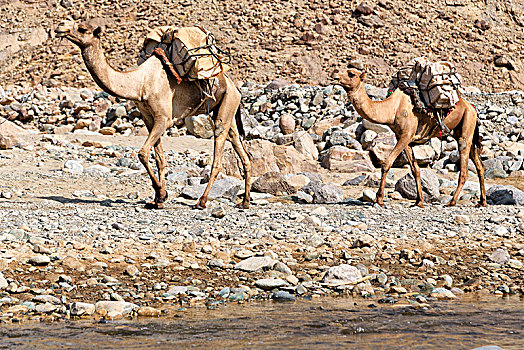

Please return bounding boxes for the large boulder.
[292,132,319,161]
[320,146,375,173]
[486,185,524,205]
[184,114,214,139]
[0,117,31,136]
[366,132,399,166]
[326,130,363,150]
[395,168,440,202]
[310,116,344,136]
[302,181,344,203]
[279,113,296,135]
[181,177,242,201]
[321,264,362,285]
[252,172,295,195]
[223,139,319,177]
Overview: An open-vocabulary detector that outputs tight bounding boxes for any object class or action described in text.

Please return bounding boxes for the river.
[1,295,522,349]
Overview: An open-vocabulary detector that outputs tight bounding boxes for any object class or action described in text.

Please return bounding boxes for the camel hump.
[139,26,230,81]
[389,57,462,110]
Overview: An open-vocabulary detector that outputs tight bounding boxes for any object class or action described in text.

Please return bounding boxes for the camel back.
[389,57,462,110]
[138,26,230,81]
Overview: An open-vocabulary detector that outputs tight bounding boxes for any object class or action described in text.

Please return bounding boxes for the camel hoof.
[476,201,488,208]
[414,202,425,208]
[445,201,457,207]
[193,202,206,210]
[144,202,164,210]
[236,202,250,209]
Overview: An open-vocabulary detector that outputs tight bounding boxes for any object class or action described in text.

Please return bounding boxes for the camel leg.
[404,145,424,208]
[376,135,412,206]
[195,88,241,209]
[228,122,252,209]
[447,137,472,206]
[152,140,168,208]
[470,146,487,207]
[138,118,167,209]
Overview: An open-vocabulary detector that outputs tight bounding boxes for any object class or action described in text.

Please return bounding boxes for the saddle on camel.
[138,26,231,110]
[388,57,463,135]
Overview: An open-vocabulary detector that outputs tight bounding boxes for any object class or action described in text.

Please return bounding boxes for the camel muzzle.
[54,21,74,37]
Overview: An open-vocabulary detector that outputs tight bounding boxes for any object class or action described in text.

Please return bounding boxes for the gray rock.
[302,181,343,204]
[181,177,242,201]
[28,255,51,266]
[487,185,524,205]
[252,172,295,195]
[166,286,188,296]
[184,114,214,139]
[0,273,8,289]
[255,278,288,290]
[33,295,61,304]
[64,160,83,174]
[36,302,57,313]
[488,248,510,265]
[395,168,440,202]
[272,290,295,301]
[70,302,96,316]
[234,256,276,272]
[95,301,139,315]
[306,234,325,248]
[321,264,362,285]
[84,164,110,175]
[327,131,363,150]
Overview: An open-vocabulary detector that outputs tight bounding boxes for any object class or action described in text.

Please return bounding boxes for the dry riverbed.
[0,133,523,323]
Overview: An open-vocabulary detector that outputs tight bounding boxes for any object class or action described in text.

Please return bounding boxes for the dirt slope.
[0,0,523,92]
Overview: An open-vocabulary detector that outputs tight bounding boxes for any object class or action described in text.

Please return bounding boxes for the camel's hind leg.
[195,84,241,209]
[447,136,472,206]
[227,120,252,209]
[470,146,487,207]
[404,145,424,207]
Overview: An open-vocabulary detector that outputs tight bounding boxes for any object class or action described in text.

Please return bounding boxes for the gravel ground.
[0,133,522,323]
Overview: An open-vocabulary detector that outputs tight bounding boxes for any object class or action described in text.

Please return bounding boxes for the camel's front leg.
[376,135,412,206]
[404,145,424,207]
[138,119,167,209]
[447,137,471,206]
[152,140,168,208]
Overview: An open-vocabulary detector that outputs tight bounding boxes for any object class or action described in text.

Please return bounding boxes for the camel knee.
[138,150,148,164]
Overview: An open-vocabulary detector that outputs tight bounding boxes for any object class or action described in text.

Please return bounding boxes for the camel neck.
[81,41,143,101]
[349,82,396,125]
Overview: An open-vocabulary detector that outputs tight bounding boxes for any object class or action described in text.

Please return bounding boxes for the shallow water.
[1,296,522,349]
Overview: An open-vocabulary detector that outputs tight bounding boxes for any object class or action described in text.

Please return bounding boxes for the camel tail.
[236,105,245,139]
[473,120,482,151]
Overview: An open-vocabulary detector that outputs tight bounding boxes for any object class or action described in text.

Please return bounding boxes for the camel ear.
[93,26,102,37]
[360,72,366,80]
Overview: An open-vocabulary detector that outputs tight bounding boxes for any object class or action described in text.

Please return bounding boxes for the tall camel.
[336,68,486,207]
[55,20,251,209]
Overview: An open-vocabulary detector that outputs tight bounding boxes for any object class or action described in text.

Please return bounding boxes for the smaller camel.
[336,68,486,207]
[55,20,251,209]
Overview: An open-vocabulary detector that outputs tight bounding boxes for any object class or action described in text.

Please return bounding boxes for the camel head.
[55,20,102,49]
[335,68,366,94]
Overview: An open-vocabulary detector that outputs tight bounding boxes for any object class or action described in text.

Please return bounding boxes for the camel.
[54,20,251,209]
[336,68,487,207]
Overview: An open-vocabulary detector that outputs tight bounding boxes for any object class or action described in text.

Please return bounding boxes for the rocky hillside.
[0,0,523,92]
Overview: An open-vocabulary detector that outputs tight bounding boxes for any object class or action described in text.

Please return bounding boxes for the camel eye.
[347,73,355,77]
[78,27,87,34]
